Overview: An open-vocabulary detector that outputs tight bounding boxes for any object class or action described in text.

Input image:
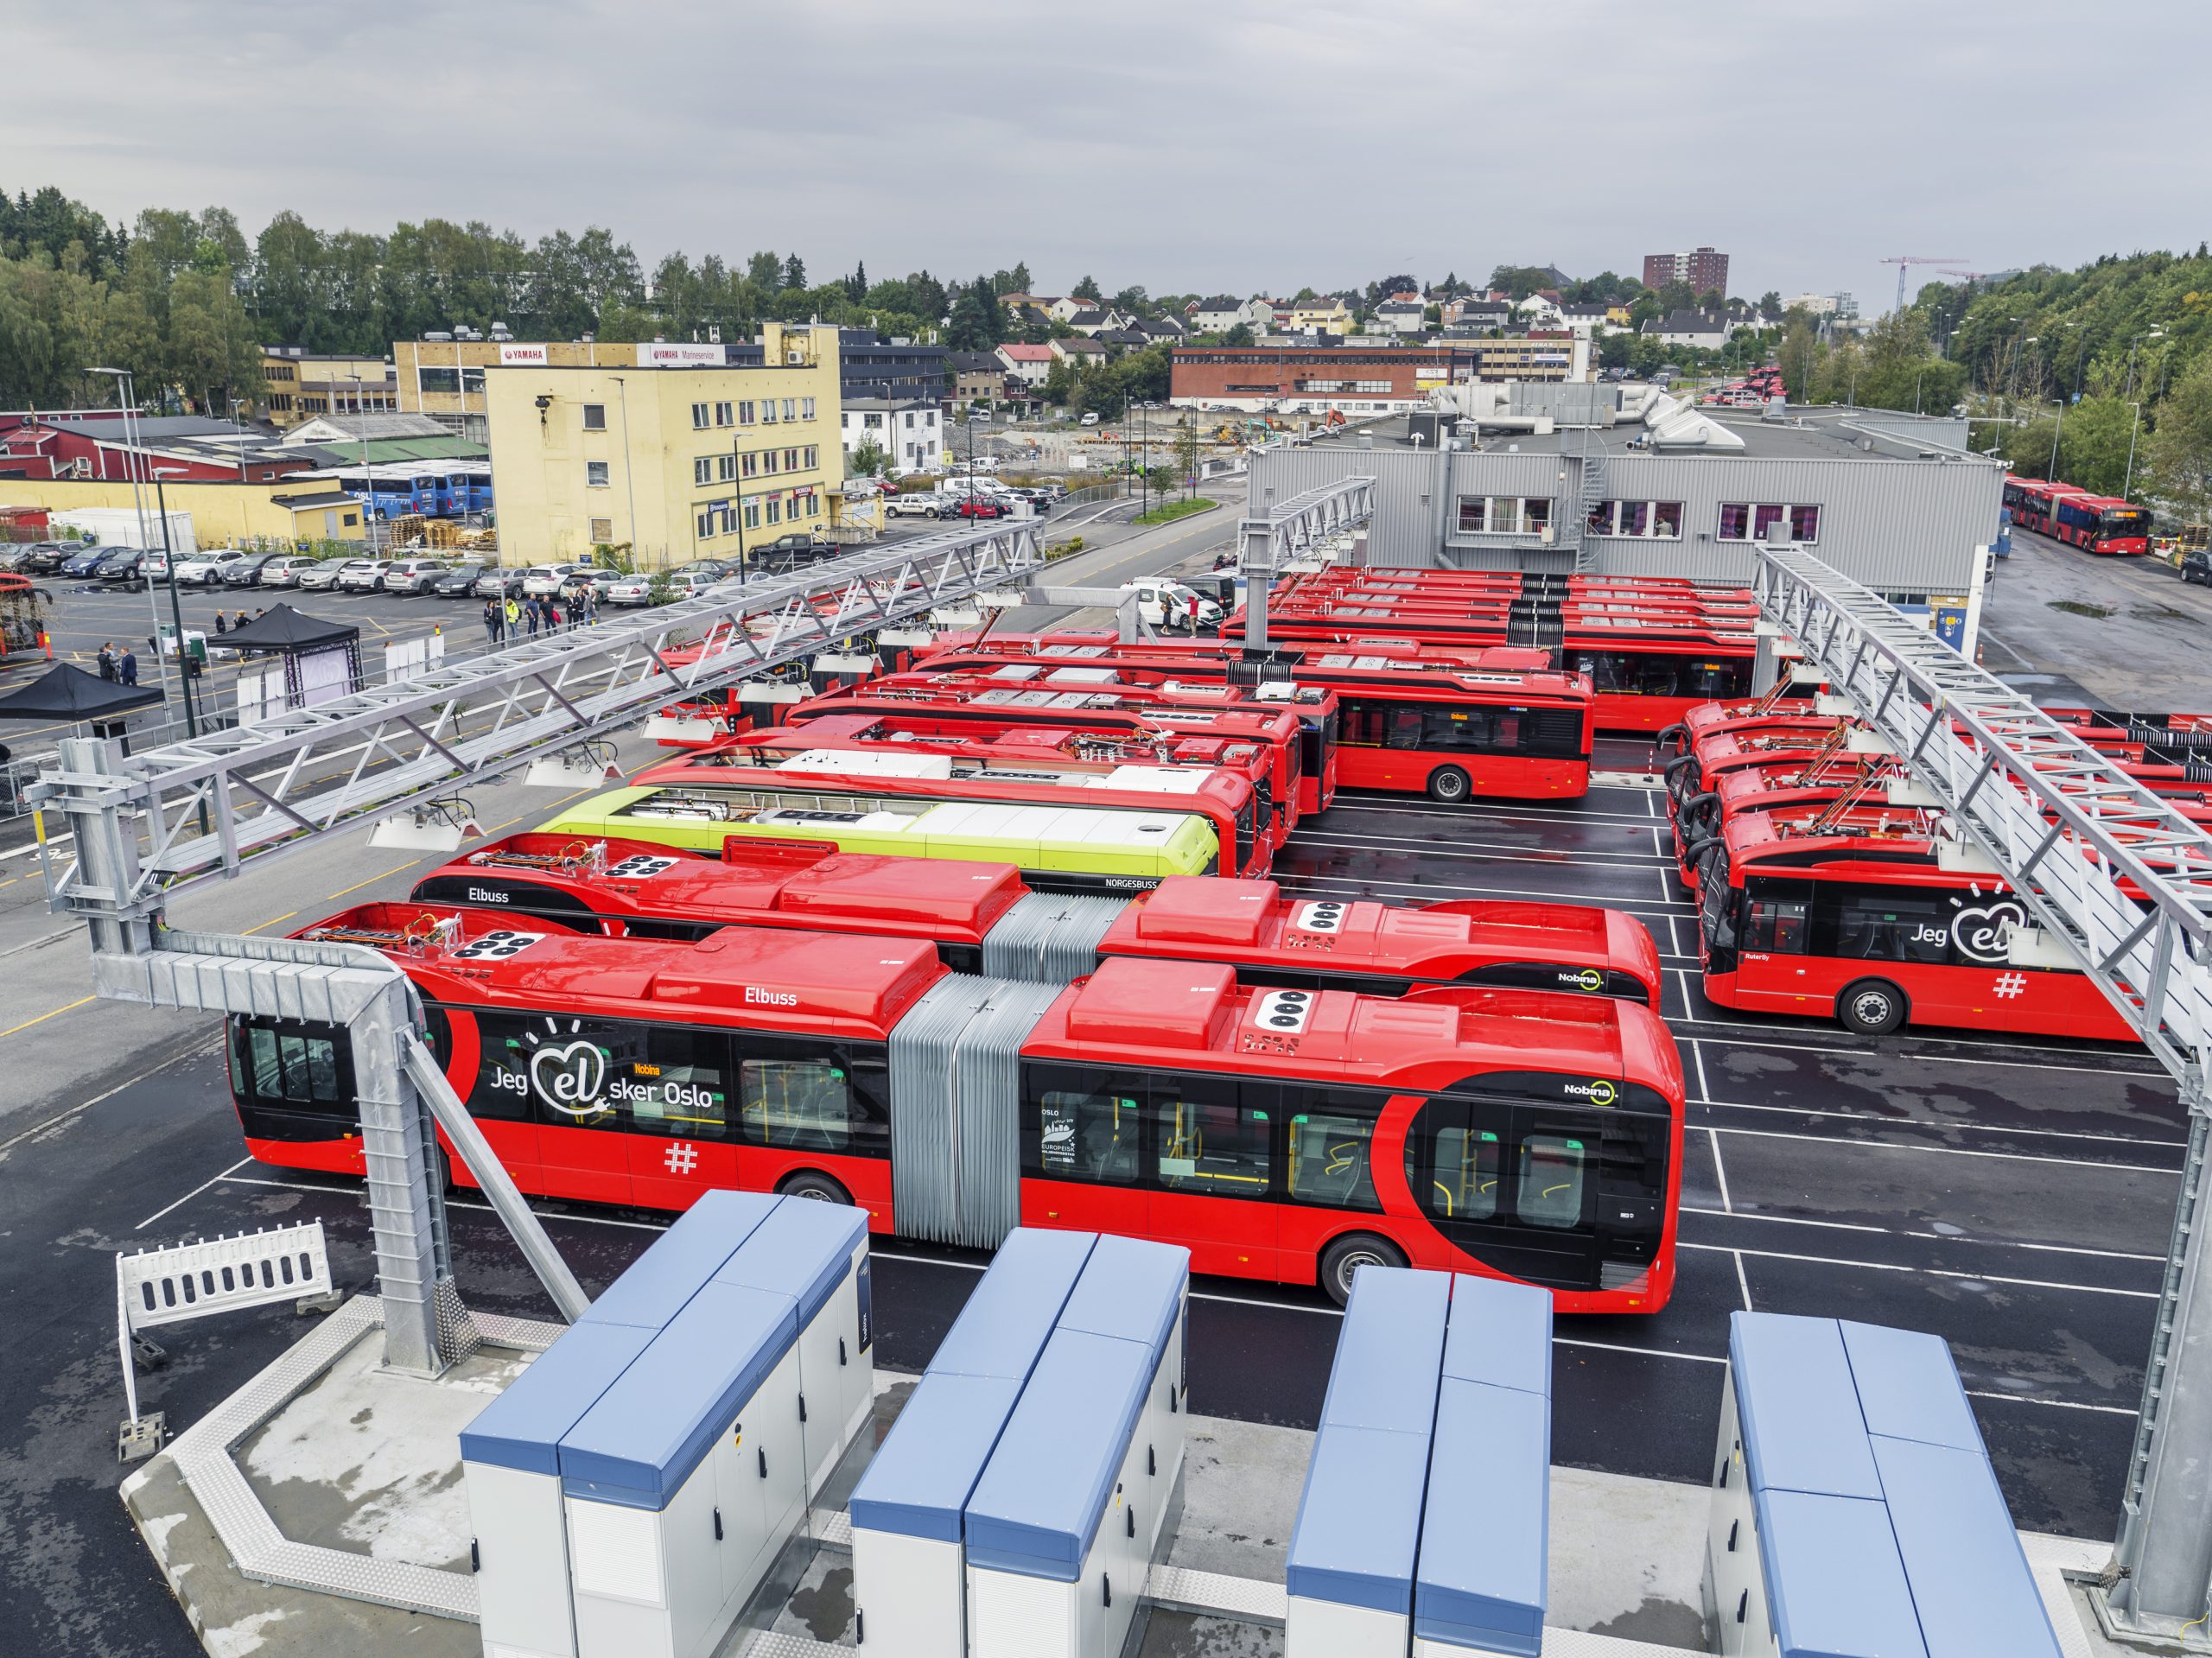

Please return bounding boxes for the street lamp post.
[2125,402,2145,500]
[2049,397,2066,480]
[87,366,176,712]
[2126,327,2166,398]
[149,467,200,740]
[345,372,376,553]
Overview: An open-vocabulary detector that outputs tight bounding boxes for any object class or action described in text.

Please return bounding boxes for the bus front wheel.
[779,1171,852,1205]
[1427,766,1471,804]
[1319,1233,1407,1306]
[1838,979,1908,1037]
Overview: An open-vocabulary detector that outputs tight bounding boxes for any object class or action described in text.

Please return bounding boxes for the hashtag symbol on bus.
[664,1142,698,1174]
[1993,974,2026,1000]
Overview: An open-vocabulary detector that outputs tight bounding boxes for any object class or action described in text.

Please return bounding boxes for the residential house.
[842,397,942,475]
[1188,295,1247,333]
[995,342,1055,387]
[1444,299,1513,332]
[1559,303,1615,336]
[1048,296,1096,323]
[1135,315,1186,342]
[1373,299,1428,336]
[1094,328,1151,350]
[1284,297,1354,336]
[1064,308,1112,336]
[947,351,1011,408]
[1643,311,1732,350]
[1516,292,1564,327]
[1049,336,1107,367]
[1248,300,1281,331]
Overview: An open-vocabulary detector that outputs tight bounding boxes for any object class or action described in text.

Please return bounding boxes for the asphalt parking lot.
[0,734,2167,1657]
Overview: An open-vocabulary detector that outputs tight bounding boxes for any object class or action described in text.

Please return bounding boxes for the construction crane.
[1880,256,1966,314]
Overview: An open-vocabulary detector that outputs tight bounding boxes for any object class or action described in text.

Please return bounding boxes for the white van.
[1122,581,1223,631]
[1080,411,1101,426]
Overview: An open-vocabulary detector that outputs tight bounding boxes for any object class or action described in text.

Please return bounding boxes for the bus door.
[623,1026,740,1210]
[1403,1097,1599,1292]
[1023,1064,1150,1236]
[1146,1072,1280,1280]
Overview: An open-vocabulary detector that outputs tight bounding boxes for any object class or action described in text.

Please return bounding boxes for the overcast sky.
[6,0,2205,308]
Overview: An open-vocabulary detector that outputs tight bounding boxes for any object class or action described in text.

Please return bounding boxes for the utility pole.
[88,367,176,715]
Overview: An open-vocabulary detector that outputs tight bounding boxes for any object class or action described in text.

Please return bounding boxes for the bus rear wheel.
[1319,1233,1406,1306]
[1427,766,1471,804]
[778,1171,852,1205]
[1838,979,1908,1037]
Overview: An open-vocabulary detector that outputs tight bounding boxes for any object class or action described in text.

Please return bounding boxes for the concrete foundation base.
[121,1295,2115,1658]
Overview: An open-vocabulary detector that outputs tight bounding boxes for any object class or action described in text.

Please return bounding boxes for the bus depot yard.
[0,715,2182,1655]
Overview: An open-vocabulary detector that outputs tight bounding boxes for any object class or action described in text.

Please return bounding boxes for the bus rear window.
[1518,1135,1587,1229]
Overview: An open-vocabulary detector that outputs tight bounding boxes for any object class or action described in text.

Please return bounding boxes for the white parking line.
[137,1158,251,1230]
[1693,1090,2183,1152]
[1705,1121,2175,1174]
[1707,1128,1732,1211]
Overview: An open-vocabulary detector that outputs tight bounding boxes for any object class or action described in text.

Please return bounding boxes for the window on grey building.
[1719,502,1821,543]
[1456,496,1554,536]
[1586,500,1685,539]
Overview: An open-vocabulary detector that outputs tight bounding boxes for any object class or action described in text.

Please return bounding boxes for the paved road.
[1980,528,2212,708]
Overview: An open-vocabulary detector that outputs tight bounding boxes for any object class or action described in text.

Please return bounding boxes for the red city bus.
[411,836,1663,1004]
[233,904,1686,1309]
[2052,493,2154,556]
[1695,811,2139,1040]
[782,678,1310,832]
[2001,476,2073,535]
[715,713,1295,852]
[633,740,1274,880]
[411,833,1029,968]
[1096,876,1662,1004]
[1665,717,1862,823]
[911,640,1593,804]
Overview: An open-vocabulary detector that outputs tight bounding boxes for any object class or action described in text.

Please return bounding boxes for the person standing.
[504,594,521,637]
[544,596,563,631]
[482,600,501,645]
[118,646,138,687]
[213,612,227,636]
[97,642,116,680]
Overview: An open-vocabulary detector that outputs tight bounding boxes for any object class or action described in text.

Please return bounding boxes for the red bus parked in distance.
[910,640,1594,804]
[2003,475,2152,554]
[234,904,1685,1309]
[1096,876,1662,1004]
[711,713,1296,853]
[779,679,1313,829]
[1696,810,2138,1041]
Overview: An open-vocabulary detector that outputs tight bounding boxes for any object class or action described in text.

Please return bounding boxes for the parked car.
[96,549,149,585]
[170,551,232,586]
[886,493,950,518]
[520,562,586,597]
[1122,580,1221,631]
[954,499,1007,520]
[336,558,402,592]
[294,559,352,591]
[255,555,325,588]
[1079,412,1101,426]
[18,542,76,574]
[60,546,113,578]
[219,549,283,586]
[756,532,836,562]
[432,562,491,597]
[561,569,625,601]
[2182,549,2211,586]
[474,568,526,598]
[607,569,716,607]
[670,558,733,579]
[380,557,454,594]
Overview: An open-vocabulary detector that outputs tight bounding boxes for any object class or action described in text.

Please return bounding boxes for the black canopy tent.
[224,603,363,715]
[0,661,165,764]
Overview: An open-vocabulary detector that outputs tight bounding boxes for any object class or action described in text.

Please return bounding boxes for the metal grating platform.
[157,1293,563,1623]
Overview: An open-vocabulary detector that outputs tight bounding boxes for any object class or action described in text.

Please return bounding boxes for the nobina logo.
[1562,1078,1618,1106]
[1559,967,1604,992]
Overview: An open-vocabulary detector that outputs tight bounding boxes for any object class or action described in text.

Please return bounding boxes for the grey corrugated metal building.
[1249,404,1999,600]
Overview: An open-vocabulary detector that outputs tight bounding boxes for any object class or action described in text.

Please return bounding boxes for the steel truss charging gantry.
[1753,545,2212,1648]
[32,521,1044,1378]
[1239,477,1376,651]
[32,522,1046,920]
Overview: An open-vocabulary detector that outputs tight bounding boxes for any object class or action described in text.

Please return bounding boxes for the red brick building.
[0,413,309,485]
[1641,247,1730,297]
[1169,346,1455,414]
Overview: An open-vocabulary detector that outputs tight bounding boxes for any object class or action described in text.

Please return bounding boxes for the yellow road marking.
[0,994,94,1039]
[242,911,298,936]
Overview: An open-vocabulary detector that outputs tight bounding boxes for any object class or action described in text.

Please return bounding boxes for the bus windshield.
[1699,850,1732,943]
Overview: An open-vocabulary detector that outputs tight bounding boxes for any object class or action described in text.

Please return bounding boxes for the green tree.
[781,253,806,291]
[1172,417,1200,493]
[946,276,1000,351]
[1071,274,1102,302]
[1758,290,1783,321]
[2005,396,2139,494]
[850,436,888,477]
[1224,321,1254,346]
[1111,285,1150,317]
[2145,351,2212,521]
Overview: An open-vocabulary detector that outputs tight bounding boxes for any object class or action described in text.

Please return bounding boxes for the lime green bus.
[537,785,1219,893]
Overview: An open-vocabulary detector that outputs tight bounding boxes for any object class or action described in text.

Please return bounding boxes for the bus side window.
[1383,708,1423,750]
[1035,1083,1142,1184]
[626,1026,732,1141]
[1516,1134,1588,1229]
[741,1055,853,1152]
[1745,895,1808,953]
[1149,1071,1270,1198]
[1280,1083,1382,1211]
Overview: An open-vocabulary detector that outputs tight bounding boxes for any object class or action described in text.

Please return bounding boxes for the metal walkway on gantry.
[1753,544,2212,1648]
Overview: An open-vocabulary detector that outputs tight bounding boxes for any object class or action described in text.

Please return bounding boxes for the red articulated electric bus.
[1096,876,1663,1004]
[1695,810,2139,1041]
[411,835,1665,1004]
[912,640,1594,805]
[779,678,1311,833]
[709,713,1295,854]
[232,903,1686,1309]
[2004,475,2153,554]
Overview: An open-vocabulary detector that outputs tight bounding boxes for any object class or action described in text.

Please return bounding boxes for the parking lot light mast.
[87,366,176,712]
[149,468,201,741]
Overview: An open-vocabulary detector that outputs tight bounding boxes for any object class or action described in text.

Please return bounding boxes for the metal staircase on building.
[1570,449,1608,575]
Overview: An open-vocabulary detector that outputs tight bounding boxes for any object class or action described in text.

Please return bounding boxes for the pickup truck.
[885,493,951,518]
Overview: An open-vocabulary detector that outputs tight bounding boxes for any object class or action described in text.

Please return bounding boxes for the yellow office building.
[483,324,846,570]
